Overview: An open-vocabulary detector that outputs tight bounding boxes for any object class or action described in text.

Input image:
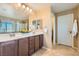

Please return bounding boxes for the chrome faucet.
[9,33,15,37]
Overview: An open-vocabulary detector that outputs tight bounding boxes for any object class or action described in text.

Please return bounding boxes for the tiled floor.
[32,45,79,56]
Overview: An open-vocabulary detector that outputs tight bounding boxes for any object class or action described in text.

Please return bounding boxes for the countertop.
[0,30,44,42]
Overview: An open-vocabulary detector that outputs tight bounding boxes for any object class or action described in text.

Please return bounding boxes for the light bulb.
[30,9,32,12]
[26,7,29,11]
[22,5,25,8]
[18,3,21,7]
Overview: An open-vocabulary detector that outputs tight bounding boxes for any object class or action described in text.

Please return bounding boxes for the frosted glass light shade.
[22,5,25,8]
[26,7,29,11]
[30,9,32,12]
[18,3,21,7]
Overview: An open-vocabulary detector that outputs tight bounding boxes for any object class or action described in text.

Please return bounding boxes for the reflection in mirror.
[0,17,29,33]
[16,21,20,32]
[0,21,6,32]
[0,19,15,33]
[19,19,29,33]
[32,20,42,30]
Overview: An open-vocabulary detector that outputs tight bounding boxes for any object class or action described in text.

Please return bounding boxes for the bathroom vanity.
[0,32,44,56]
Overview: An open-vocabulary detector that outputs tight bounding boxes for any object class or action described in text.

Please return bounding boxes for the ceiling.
[0,3,49,20]
[0,3,29,20]
[0,3,78,20]
[51,3,79,13]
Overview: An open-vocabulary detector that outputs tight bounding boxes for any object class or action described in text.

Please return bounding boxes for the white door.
[57,14,73,46]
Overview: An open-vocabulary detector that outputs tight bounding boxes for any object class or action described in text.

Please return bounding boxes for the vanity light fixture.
[17,3,33,13]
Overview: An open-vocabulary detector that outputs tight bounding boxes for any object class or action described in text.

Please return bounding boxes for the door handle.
[69,31,72,34]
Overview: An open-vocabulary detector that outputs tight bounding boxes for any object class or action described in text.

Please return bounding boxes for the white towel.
[72,20,78,37]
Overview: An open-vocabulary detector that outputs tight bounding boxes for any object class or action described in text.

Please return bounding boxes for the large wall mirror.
[0,16,29,33]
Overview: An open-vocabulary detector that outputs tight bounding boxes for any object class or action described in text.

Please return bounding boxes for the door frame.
[55,9,75,47]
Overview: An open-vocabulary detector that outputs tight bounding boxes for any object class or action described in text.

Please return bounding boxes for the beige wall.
[29,4,53,48]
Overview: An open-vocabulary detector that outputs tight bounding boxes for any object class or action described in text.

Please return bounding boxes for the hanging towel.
[72,20,78,37]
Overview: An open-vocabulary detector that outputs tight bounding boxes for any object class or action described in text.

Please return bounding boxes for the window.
[0,21,15,33]
[6,22,14,32]
[16,22,21,32]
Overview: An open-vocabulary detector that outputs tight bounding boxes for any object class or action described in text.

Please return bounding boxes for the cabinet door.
[39,35,43,48]
[34,35,39,51]
[0,44,1,56]
[28,36,34,56]
[0,40,17,56]
[19,38,28,56]
[78,7,79,31]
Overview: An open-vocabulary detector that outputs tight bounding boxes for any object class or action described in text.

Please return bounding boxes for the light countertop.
[0,30,44,42]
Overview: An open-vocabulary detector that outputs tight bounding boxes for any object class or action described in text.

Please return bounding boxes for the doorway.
[57,14,73,47]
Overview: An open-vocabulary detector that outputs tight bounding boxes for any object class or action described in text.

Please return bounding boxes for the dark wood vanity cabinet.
[18,37,28,56]
[34,35,39,51]
[0,40,17,56]
[0,45,1,55]
[28,36,35,56]
[0,34,43,56]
